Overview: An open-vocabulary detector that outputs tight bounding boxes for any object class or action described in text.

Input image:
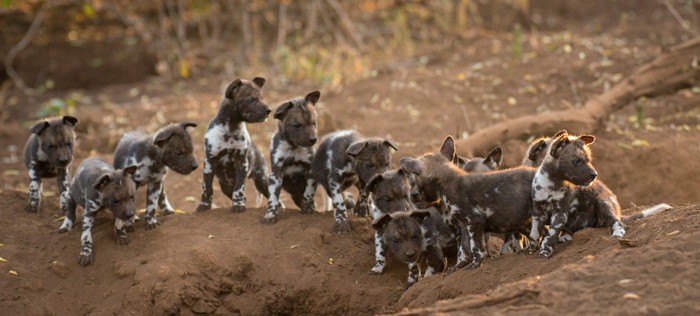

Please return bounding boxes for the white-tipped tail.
[641,203,672,218]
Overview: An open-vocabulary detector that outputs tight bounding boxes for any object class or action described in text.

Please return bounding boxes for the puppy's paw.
[78,253,93,267]
[260,212,278,225]
[115,232,131,246]
[161,208,175,216]
[334,219,352,234]
[354,203,371,217]
[125,224,135,233]
[538,246,553,259]
[145,218,160,230]
[195,203,211,213]
[25,203,39,213]
[369,264,385,275]
[300,204,316,215]
[465,261,482,270]
[231,205,246,213]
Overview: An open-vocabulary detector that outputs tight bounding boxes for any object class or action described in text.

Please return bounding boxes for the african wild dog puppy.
[365,168,413,274]
[401,136,536,270]
[57,158,137,266]
[23,116,78,213]
[262,91,320,224]
[530,132,631,258]
[311,130,398,233]
[521,130,567,167]
[457,146,503,173]
[114,122,199,229]
[373,207,454,288]
[196,77,271,213]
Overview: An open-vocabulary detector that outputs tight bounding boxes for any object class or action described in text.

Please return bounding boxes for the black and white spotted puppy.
[196,77,271,213]
[311,130,398,233]
[262,91,321,224]
[113,122,199,229]
[373,207,453,288]
[22,116,78,213]
[57,158,137,267]
[531,132,625,259]
[366,168,413,274]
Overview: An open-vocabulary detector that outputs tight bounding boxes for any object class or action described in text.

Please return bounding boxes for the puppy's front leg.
[354,188,372,217]
[25,164,42,213]
[79,210,97,266]
[406,262,420,289]
[144,181,162,229]
[196,156,215,212]
[157,184,175,216]
[370,232,387,274]
[328,174,351,233]
[300,176,316,214]
[230,158,248,213]
[262,170,283,224]
[114,218,131,245]
[58,195,77,233]
[539,210,568,259]
[57,167,71,213]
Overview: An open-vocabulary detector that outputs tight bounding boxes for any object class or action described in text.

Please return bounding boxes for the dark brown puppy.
[197,77,271,213]
[114,122,199,229]
[401,136,536,270]
[57,158,137,266]
[457,146,502,173]
[23,116,78,213]
[262,91,320,224]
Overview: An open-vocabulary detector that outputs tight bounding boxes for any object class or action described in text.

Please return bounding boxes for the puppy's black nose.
[590,171,598,180]
[265,108,272,115]
[59,157,69,164]
[309,136,317,143]
[405,251,417,261]
[191,161,199,171]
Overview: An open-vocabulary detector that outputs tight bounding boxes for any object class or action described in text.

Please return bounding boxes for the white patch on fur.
[337,163,353,176]
[611,221,625,238]
[533,169,565,202]
[530,216,540,241]
[59,217,73,231]
[114,218,125,230]
[36,148,48,161]
[205,122,251,157]
[559,233,573,242]
[272,139,312,166]
[284,165,305,175]
[641,203,672,217]
[203,159,212,173]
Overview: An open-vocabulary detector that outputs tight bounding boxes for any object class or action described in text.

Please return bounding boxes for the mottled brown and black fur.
[401,136,536,270]
[457,146,502,173]
[57,158,137,266]
[522,130,567,167]
[23,116,78,213]
[197,77,271,214]
[114,122,199,229]
[530,132,626,259]
[262,91,320,224]
[311,130,398,233]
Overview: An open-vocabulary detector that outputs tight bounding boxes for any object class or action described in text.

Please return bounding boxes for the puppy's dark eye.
[130,195,135,200]
[66,142,73,147]
[366,163,375,168]
[48,144,57,150]
[112,199,119,204]
[247,97,255,104]
[573,158,582,166]
[178,152,185,157]
[312,121,317,127]
[411,235,419,241]
[392,238,400,244]
[292,122,301,128]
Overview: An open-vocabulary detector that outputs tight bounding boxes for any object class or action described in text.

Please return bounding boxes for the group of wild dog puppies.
[22,77,669,288]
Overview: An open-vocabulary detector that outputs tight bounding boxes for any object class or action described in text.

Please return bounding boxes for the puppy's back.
[311,130,360,182]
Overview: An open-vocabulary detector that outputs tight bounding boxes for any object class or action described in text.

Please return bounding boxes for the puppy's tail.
[622,203,672,224]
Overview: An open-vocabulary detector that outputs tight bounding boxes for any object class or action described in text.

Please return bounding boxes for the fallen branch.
[4,3,47,95]
[455,37,700,156]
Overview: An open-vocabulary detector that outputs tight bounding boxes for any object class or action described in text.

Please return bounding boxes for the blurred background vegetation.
[0,0,535,93]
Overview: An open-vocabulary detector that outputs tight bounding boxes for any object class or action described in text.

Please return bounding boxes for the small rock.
[618,238,638,247]
[191,300,214,314]
[49,260,70,279]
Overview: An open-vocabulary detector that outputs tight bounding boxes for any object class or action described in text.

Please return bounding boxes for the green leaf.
[1,0,11,9]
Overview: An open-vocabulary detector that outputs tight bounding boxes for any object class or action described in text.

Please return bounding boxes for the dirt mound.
[0,190,409,315]
[394,204,700,315]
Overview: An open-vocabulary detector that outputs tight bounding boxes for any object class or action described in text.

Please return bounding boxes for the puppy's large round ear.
[485,146,503,165]
[305,91,321,105]
[383,140,398,151]
[122,165,138,176]
[579,135,595,146]
[154,129,174,147]
[93,174,112,191]
[180,122,197,130]
[400,157,423,175]
[62,116,79,126]
[252,77,266,88]
[527,139,548,161]
[553,130,568,138]
[365,173,384,194]
[30,121,50,135]
[371,213,392,232]
[346,141,367,157]
[549,133,571,158]
[409,209,431,223]
[273,102,294,120]
[439,136,457,162]
[224,79,243,99]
